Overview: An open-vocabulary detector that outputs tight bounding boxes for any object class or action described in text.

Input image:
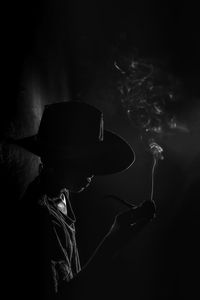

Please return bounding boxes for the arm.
[57,200,156,299]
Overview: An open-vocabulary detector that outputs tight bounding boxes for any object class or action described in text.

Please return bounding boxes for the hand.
[106,200,156,249]
[87,201,156,265]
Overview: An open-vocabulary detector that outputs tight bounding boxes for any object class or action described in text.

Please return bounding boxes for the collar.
[42,188,76,224]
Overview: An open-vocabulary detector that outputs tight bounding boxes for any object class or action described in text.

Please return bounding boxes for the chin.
[73,183,90,193]
[76,187,85,193]
[71,187,85,194]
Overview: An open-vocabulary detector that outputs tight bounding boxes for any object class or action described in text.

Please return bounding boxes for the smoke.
[115,55,189,143]
[114,53,200,176]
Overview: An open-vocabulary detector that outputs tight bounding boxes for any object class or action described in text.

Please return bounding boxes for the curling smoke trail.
[149,140,164,202]
[115,55,175,203]
[115,55,188,138]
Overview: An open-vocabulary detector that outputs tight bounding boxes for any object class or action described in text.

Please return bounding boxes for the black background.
[1,1,200,299]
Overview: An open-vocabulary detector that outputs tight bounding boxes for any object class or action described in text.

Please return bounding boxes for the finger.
[116,208,140,225]
[116,219,151,247]
[128,219,150,237]
[140,201,156,219]
[117,201,155,225]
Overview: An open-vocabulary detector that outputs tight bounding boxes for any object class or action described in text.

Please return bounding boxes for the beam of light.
[28,80,44,133]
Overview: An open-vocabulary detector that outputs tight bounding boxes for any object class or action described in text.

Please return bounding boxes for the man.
[13,101,155,299]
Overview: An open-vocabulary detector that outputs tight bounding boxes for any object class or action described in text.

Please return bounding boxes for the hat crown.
[11,101,135,175]
[38,102,103,147]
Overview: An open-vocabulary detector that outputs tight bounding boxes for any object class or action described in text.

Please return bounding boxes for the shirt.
[40,188,81,294]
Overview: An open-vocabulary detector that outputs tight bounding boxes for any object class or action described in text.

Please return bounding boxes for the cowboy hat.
[10,101,135,175]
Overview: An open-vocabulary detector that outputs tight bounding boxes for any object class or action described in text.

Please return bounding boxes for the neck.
[39,170,67,198]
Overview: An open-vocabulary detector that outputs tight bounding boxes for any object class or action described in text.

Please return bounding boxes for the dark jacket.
[16,177,81,299]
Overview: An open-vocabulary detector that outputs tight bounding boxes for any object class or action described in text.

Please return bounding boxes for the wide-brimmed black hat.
[10,101,135,175]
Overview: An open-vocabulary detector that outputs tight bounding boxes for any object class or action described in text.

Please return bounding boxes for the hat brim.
[91,130,135,175]
[9,130,135,175]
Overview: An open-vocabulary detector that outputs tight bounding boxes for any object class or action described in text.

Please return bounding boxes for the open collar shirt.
[40,188,81,293]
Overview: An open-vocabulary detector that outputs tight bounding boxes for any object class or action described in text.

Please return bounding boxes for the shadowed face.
[41,159,94,196]
[55,165,94,193]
